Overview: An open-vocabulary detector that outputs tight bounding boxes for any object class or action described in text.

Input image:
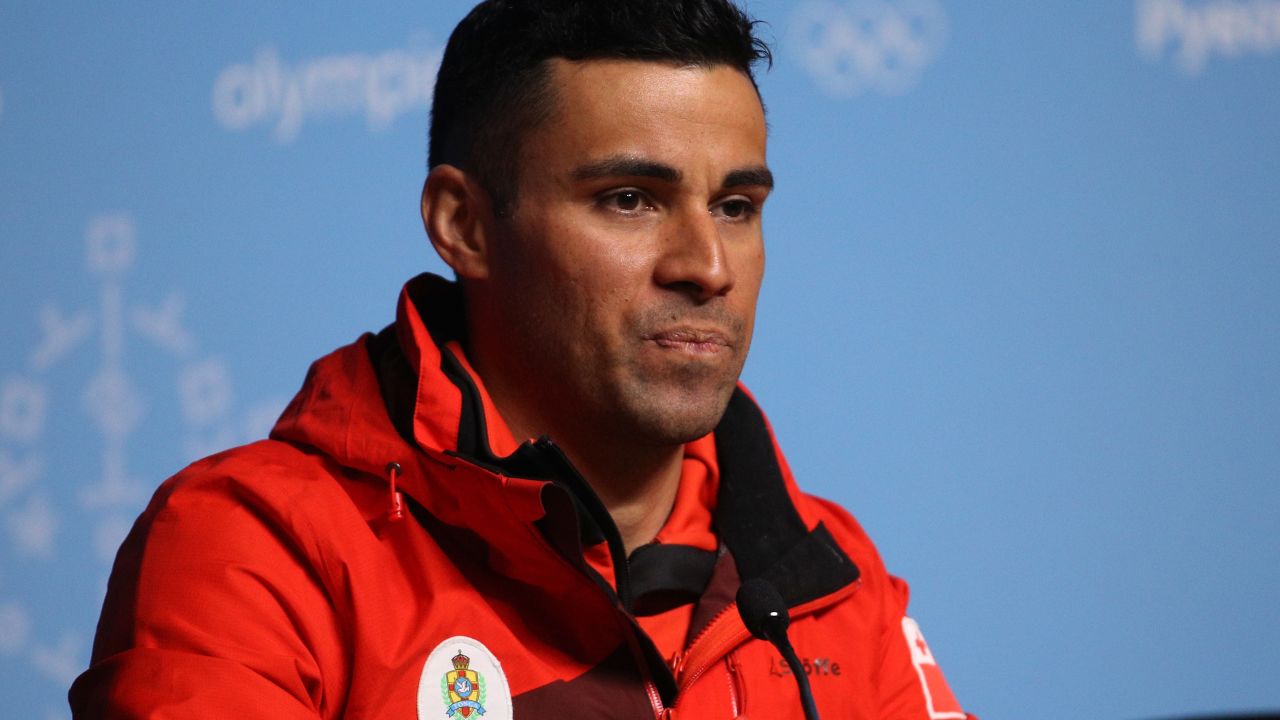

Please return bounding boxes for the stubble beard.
[612,367,743,447]
[603,305,752,448]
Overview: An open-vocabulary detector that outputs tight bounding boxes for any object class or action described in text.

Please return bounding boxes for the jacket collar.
[273,272,861,610]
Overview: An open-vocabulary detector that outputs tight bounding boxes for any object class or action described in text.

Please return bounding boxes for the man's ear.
[421,165,495,280]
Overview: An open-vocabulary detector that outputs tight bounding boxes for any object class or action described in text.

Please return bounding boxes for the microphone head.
[736,577,790,641]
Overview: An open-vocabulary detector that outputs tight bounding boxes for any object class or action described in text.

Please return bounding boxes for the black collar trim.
[714,389,861,607]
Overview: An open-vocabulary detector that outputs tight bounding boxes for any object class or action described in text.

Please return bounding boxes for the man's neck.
[551,431,685,556]
[461,341,684,555]
[499,398,685,555]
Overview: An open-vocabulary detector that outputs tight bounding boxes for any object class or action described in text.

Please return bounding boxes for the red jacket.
[71,274,973,719]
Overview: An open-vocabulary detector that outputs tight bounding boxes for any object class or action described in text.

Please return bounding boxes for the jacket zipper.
[672,603,743,694]
[672,581,863,702]
[645,679,666,719]
[617,613,667,719]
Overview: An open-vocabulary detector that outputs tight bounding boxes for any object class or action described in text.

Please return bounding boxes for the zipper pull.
[385,462,405,522]
[726,652,746,718]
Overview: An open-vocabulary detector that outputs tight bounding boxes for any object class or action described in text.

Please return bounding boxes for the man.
[71,1,973,718]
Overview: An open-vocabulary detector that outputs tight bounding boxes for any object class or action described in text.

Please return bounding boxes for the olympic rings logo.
[788,0,948,97]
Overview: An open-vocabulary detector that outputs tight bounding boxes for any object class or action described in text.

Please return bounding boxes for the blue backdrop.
[3,2,1278,718]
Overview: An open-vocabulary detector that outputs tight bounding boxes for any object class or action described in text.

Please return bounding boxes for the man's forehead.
[531,58,769,178]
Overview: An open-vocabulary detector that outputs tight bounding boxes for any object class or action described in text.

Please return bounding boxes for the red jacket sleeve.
[877,575,976,720]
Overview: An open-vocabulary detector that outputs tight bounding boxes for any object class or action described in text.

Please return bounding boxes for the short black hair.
[428,0,772,213]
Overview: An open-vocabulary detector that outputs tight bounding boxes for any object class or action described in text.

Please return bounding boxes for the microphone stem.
[776,635,820,720]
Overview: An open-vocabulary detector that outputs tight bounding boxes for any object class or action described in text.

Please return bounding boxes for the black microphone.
[737,578,821,720]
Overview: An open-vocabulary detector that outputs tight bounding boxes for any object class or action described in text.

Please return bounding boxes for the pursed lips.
[646,328,733,355]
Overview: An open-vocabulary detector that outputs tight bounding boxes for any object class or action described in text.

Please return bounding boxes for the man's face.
[480,59,770,447]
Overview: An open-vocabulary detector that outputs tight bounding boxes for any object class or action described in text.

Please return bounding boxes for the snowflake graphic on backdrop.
[0,213,285,712]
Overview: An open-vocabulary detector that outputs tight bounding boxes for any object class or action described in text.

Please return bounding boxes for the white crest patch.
[419,636,513,720]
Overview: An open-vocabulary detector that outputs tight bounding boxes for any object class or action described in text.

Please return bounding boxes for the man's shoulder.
[137,438,381,554]
[157,439,341,506]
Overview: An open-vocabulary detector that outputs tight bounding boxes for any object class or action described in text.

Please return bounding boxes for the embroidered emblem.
[418,636,513,720]
[441,649,487,718]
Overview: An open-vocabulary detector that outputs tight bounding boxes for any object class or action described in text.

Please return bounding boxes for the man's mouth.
[647,328,733,355]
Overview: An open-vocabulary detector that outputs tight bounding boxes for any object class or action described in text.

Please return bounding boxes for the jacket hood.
[271,275,469,470]
[270,275,550,533]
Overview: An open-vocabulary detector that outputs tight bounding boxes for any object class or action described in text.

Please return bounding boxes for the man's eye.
[601,190,651,213]
[715,199,756,220]
[615,192,643,211]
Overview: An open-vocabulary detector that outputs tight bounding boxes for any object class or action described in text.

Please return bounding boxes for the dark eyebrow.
[723,165,774,190]
[570,155,681,183]
[569,155,773,191]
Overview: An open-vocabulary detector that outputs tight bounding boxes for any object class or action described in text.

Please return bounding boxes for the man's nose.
[653,206,736,302]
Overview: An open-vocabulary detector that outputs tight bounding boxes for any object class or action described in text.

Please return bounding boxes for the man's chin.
[623,383,738,447]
